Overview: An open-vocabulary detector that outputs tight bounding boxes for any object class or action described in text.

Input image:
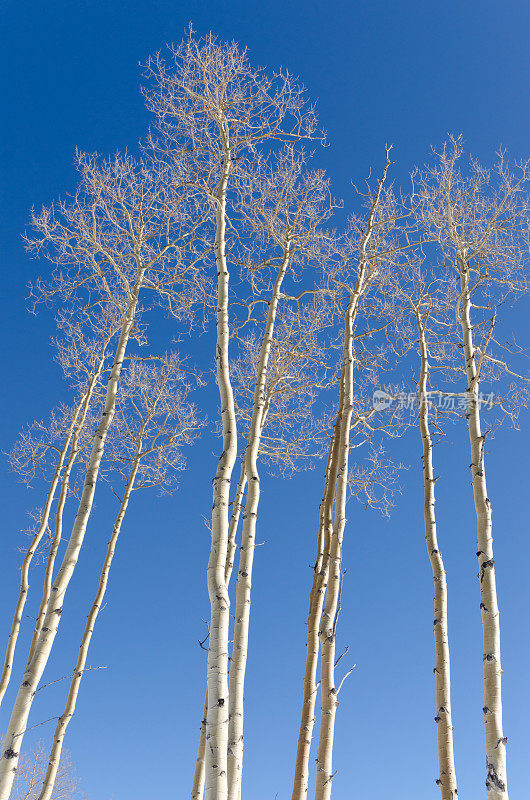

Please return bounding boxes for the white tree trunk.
[416,316,457,799]
[37,458,139,800]
[0,267,146,800]
[291,410,342,800]
[314,297,355,800]
[205,143,238,800]
[227,248,291,800]
[226,466,248,588]
[27,363,106,667]
[459,258,507,800]
[191,696,209,800]
[192,467,247,800]
[0,406,82,710]
[0,348,107,710]
[313,161,388,800]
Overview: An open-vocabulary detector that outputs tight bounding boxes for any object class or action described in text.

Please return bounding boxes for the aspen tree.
[0,152,202,799]
[389,265,460,798]
[0,403,89,711]
[412,137,530,800]
[311,153,402,800]
[12,742,84,800]
[36,357,202,800]
[191,149,336,800]
[27,310,125,666]
[1,306,123,707]
[144,33,319,799]
[416,304,458,800]
[291,400,342,800]
[289,153,400,800]
[227,154,335,800]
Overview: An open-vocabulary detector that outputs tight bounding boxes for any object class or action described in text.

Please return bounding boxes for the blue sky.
[1,2,529,799]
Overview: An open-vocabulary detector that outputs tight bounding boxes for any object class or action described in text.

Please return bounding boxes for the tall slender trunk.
[191,696,210,800]
[314,294,356,800]
[0,410,81,710]
[227,247,291,800]
[27,360,107,666]
[459,257,507,800]
[192,466,247,800]
[205,141,238,800]
[313,162,388,800]
[291,404,342,800]
[226,465,248,588]
[416,313,457,799]
[0,267,146,800]
[0,355,105,710]
[37,456,140,800]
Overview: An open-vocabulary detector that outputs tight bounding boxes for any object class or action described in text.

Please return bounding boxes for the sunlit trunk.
[227,247,291,800]
[205,141,238,800]
[416,313,457,799]
[37,455,140,800]
[0,267,146,800]
[0,407,81,711]
[192,467,246,800]
[291,405,342,800]
[459,256,507,800]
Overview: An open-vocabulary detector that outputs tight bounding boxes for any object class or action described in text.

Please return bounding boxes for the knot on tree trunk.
[479,559,495,582]
[483,652,496,662]
[486,762,506,792]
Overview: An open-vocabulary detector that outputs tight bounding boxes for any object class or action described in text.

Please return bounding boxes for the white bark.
[27,363,106,667]
[226,466,248,588]
[314,298,355,800]
[205,141,238,800]
[0,348,105,710]
[192,467,247,800]
[459,257,507,800]
[0,267,146,800]
[191,696,209,800]
[0,406,82,710]
[416,313,457,799]
[314,161,388,800]
[227,247,291,800]
[36,457,140,800]
[291,412,342,800]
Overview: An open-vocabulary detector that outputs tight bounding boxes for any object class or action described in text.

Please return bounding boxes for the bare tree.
[314,156,401,800]
[227,150,335,800]
[36,356,202,800]
[0,150,203,800]
[189,146,336,800]
[412,136,530,800]
[290,152,406,800]
[0,306,122,709]
[388,260,460,799]
[144,31,321,800]
[12,743,85,800]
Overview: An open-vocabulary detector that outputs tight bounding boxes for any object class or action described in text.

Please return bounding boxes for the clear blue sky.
[1,2,529,799]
